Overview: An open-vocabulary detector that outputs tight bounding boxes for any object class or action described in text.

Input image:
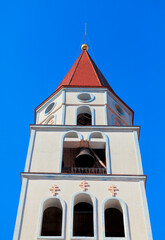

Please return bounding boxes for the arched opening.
[41,200,62,237]
[62,131,107,175]
[104,199,125,237]
[77,106,92,126]
[62,131,83,173]
[64,131,81,139]
[73,202,94,237]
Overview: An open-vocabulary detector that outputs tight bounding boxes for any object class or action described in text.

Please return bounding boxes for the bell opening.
[75,148,95,168]
[77,113,92,126]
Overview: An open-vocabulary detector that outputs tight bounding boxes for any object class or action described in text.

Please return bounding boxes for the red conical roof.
[56,50,114,92]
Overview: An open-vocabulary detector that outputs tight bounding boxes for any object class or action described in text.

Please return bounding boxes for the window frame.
[44,102,56,116]
[75,105,95,126]
[37,197,66,240]
[70,192,97,240]
[102,197,131,240]
[87,131,111,174]
[76,92,95,103]
[59,131,84,172]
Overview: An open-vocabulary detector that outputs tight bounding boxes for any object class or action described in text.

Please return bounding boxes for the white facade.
[14,62,152,240]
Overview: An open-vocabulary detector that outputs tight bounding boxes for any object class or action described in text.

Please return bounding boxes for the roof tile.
[56,50,114,92]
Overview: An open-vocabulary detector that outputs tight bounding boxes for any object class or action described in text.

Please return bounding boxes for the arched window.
[105,208,124,237]
[73,202,94,236]
[87,131,111,174]
[41,206,62,236]
[38,198,65,239]
[76,106,93,126]
[71,193,97,238]
[60,131,83,173]
[103,198,130,239]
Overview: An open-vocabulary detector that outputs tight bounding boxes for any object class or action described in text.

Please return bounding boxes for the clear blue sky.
[1,0,164,239]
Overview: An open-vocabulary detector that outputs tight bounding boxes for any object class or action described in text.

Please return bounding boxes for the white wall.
[19,178,148,240]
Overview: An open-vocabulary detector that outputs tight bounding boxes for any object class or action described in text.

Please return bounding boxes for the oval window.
[45,102,55,115]
[77,93,94,102]
[115,103,125,116]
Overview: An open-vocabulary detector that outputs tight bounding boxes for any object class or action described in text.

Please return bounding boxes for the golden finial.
[81,44,88,51]
[81,23,88,51]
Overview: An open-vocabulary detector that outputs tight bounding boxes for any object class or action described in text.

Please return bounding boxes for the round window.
[115,103,125,116]
[77,93,94,102]
[45,102,55,115]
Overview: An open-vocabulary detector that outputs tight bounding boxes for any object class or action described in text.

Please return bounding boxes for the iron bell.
[75,148,95,168]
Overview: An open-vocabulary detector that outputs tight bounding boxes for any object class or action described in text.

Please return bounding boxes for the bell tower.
[13,43,153,240]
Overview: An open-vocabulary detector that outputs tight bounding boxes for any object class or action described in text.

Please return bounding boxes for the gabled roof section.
[56,50,114,92]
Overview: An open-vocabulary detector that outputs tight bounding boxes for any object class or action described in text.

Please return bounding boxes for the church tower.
[13,43,153,240]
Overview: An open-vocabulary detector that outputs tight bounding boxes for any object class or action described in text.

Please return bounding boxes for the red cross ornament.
[49,184,60,196]
[48,118,54,125]
[108,184,118,197]
[79,180,89,191]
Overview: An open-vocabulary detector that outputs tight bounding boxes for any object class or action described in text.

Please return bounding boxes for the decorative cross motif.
[49,184,60,196]
[108,184,118,197]
[48,118,54,125]
[79,180,89,191]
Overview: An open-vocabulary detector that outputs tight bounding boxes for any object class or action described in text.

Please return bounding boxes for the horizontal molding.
[21,172,146,184]
[30,125,140,138]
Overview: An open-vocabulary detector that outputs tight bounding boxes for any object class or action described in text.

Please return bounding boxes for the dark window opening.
[73,202,94,237]
[41,207,62,236]
[105,208,125,237]
[62,148,106,174]
[77,113,92,126]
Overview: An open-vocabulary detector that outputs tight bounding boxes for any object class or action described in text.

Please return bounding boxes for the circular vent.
[45,102,55,115]
[77,93,94,102]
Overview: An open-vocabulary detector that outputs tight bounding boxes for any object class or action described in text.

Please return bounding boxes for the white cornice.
[21,172,146,184]
[30,125,140,138]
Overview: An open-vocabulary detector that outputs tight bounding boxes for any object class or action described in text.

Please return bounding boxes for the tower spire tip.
[81,23,88,51]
